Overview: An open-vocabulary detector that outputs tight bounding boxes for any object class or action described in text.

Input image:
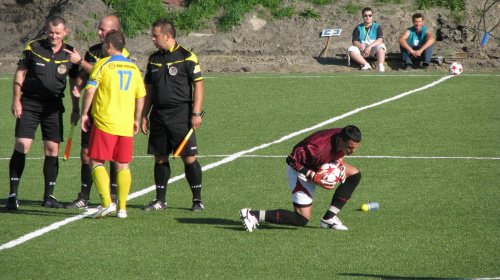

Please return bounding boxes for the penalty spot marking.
[0,75,454,251]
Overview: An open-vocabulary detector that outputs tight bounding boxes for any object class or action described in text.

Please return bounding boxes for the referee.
[141,19,205,211]
[6,16,79,210]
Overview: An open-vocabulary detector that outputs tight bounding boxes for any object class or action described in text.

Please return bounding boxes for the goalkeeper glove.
[301,170,335,189]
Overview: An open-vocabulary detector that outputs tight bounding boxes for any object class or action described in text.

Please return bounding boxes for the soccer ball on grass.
[449,62,463,75]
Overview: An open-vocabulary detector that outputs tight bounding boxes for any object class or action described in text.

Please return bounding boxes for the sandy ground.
[0,0,499,75]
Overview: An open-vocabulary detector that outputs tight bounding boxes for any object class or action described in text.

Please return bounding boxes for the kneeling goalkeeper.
[240,125,362,232]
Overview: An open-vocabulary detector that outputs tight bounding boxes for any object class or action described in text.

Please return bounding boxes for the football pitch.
[0,72,499,279]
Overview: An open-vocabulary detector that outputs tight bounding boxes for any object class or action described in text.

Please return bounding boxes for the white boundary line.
[1,73,499,82]
[0,75,455,251]
[2,155,498,161]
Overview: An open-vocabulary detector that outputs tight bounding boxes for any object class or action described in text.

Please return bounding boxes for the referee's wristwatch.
[192,112,202,117]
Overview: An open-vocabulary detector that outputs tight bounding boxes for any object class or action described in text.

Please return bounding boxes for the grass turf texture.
[0,72,499,279]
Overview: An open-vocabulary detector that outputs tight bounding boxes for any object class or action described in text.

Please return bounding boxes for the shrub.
[273,7,297,19]
[104,0,167,37]
[416,0,466,12]
[300,8,321,18]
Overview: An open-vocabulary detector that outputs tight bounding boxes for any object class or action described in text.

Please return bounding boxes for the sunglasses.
[363,14,372,17]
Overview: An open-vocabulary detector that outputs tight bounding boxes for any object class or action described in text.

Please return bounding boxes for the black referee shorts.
[15,106,64,143]
[147,105,198,156]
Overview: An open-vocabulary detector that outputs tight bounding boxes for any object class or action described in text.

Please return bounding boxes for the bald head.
[98,15,121,42]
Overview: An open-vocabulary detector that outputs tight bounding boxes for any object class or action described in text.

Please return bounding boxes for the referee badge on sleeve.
[193,65,201,74]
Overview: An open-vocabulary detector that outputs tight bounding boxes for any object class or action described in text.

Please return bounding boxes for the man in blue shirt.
[399,13,436,70]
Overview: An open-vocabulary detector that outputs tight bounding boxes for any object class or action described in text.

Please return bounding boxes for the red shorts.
[88,125,133,163]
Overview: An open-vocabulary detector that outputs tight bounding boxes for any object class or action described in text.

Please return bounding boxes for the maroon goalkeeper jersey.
[287,128,345,174]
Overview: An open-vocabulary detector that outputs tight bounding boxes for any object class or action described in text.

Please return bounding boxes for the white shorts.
[286,165,317,206]
[347,43,387,57]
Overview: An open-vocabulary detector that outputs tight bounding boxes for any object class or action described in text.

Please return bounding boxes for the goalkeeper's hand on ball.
[305,169,336,190]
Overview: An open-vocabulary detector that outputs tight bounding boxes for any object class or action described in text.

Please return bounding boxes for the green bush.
[300,8,321,18]
[218,0,254,30]
[448,10,467,25]
[375,0,403,4]
[256,0,282,9]
[273,7,297,19]
[306,0,338,5]
[343,3,363,14]
[75,30,99,42]
[104,0,167,37]
[101,0,468,36]
[416,0,466,11]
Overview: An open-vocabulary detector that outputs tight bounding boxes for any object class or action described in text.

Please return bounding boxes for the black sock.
[43,156,59,198]
[9,150,26,195]
[323,172,362,219]
[154,161,170,202]
[185,160,202,201]
[109,162,117,197]
[260,209,309,226]
[80,163,92,200]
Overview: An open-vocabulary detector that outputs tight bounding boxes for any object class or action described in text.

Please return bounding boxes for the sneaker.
[117,210,128,219]
[240,208,259,232]
[320,216,348,230]
[360,63,372,70]
[92,203,117,219]
[65,193,89,209]
[422,63,429,70]
[6,194,19,210]
[403,64,412,71]
[142,199,167,211]
[378,64,385,72]
[191,200,205,211]
[41,195,64,209]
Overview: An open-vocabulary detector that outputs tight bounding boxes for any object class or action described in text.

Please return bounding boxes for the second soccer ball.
[449,61,463,75]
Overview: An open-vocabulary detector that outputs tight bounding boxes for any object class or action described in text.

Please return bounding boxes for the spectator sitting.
[347,7,387,72]
[398,12,436,70]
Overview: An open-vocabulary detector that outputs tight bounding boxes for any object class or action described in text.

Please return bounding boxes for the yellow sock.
[117,168,131,211]
[91,164,111,207]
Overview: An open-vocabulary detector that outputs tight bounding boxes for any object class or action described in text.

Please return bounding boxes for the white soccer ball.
[317,162,346,186]
[449,62,463,75]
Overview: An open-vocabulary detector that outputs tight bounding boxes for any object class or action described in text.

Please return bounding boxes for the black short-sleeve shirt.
[84,42,129,65]
[144,43,203,109]
[17,39,79,102]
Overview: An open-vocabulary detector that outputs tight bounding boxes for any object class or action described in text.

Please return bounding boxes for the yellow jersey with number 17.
[86,55,146,137]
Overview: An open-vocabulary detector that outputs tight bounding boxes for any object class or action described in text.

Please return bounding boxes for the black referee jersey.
[144,43,203,109]
[84,42,129,64]
[17,39,79,102]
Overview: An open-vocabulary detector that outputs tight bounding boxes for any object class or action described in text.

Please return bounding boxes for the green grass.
[0,72,499,279]
[416,0,466,11]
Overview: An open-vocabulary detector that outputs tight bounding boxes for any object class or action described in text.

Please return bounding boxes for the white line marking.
[0,75,455,251]
[0,209,97,250]
[205,73,500,79]
[3,155,498,161]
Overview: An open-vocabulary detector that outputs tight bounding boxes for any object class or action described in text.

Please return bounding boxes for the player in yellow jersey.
[66,16,130,209]
[80,30,146,219]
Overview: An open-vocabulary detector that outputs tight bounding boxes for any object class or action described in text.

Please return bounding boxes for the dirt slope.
[0,0,499,74]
